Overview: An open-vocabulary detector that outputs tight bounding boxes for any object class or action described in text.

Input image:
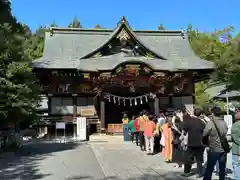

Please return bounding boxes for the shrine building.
[32,17,214,136]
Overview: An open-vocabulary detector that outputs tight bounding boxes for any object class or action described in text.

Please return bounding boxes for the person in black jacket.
[172,116,184,168]
[181,108,206,178]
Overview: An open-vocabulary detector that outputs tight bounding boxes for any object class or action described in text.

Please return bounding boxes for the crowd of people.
[127,106,240,180]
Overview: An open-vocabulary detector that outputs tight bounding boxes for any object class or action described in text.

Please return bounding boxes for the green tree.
[158,24,165,30]
[68,17,82,28]
[186,24,234,108]
[195,82,211,108]
[0,0,40,127]
[215,33,240,89]
[187,24,233,62]
[94,24,104,29]
[26,26,46,60]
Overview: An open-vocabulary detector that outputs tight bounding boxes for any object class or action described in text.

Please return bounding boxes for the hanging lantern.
[123,99,126,106]
[113,96,116,104]
[140,97,143,104]
[130,98,132,106]
[134,98,137,106]
[108,95,111,102]
[118,98,121,105]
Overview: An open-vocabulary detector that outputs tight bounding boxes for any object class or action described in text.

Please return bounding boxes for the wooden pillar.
[72,94,77,118]
[154,96,160,117]
[100,95,105,133]
[47,94,52,115]
[72,94,77,137]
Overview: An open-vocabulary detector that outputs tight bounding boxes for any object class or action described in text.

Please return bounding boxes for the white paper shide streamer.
[104,93,150,106]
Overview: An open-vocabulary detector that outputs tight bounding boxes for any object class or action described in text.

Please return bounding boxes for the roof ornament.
[117,16,129,26]
[181,30,186,39]
[117,28,130,41]
[50,28,54,37]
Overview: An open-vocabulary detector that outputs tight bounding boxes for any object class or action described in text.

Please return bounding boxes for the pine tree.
[0,0,40,127]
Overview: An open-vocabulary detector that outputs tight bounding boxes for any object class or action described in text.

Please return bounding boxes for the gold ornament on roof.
[116,66,123,74]
[93,52,102,58]
[83,73,90,79]
[144,52,154,58]
[117,28,130,41]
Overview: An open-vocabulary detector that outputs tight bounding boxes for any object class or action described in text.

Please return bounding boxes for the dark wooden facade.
[35,66,198,133]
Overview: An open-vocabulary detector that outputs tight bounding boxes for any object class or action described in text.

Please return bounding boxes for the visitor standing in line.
[172,115,184,168]
[158,113,166,126]
[158,113,166,152]
[133,114,140,146]
[202,108,221,176]
[202,106,228,180]
[231,111,240,180]
[144,114,156,155]
[182,108,205,178]
[139,111,147,151]
[128,116,135,143]
[153,116,161,154]
[162,116,173,162]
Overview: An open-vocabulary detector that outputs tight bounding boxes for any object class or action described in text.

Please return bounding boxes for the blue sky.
[11,0,240,34]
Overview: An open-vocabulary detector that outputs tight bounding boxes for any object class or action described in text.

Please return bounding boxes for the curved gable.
[80,17,166,60]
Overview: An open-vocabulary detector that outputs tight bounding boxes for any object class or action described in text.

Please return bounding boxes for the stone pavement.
[90,141,235,180]
[91,142,193,180]
[0,138,235,180]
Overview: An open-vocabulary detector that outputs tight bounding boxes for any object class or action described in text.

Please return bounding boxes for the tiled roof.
[206,83,240,99]
[32,17,214,71]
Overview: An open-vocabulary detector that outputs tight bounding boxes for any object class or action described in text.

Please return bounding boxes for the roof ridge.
[49,27,185,36]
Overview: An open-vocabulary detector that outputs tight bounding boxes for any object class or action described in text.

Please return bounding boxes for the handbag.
[160,136,165,146]
[212,120,231,153]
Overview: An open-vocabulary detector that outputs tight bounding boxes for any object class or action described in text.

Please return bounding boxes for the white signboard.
[77,117,86,141]
[224,115,233,135]
[56,122,66,129]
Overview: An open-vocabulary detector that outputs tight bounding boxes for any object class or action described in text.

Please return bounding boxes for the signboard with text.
[77,117,86,141]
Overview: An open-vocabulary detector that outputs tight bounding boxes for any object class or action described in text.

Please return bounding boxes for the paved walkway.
[91,142,186,180]
[90,135,235,180]
[0,138,235,180]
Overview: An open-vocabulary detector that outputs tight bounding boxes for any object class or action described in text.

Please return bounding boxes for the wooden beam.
[100,96,105,133]
[154,97,160,117]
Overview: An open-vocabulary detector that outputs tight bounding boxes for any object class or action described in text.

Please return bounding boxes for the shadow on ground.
[66,171,236,180]
[66,171,195,180]
[0,141,80,180]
